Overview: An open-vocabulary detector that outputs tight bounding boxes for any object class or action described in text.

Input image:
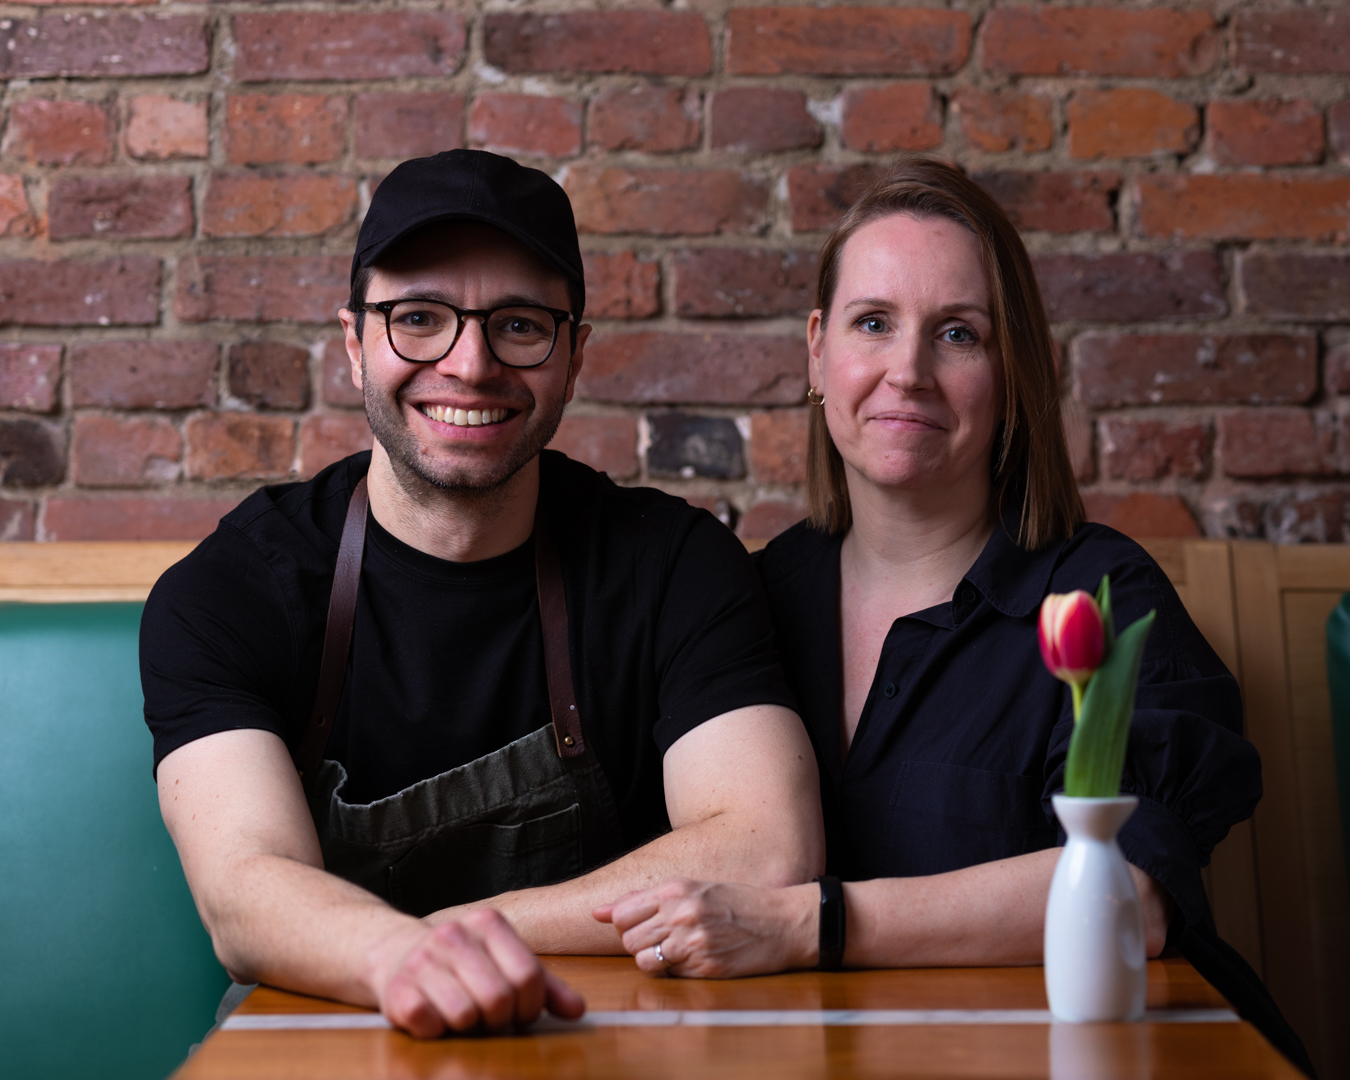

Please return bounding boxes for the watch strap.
[816,874,846,971]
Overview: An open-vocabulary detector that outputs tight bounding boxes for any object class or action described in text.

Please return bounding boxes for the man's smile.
[418,404,511,427]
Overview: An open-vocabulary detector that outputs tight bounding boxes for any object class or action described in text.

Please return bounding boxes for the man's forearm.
[430,807,823,953]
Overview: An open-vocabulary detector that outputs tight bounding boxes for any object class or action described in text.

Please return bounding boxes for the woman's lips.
[870,412,946,431]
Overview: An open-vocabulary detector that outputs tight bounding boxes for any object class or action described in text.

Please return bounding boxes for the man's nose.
[433,316,498,383]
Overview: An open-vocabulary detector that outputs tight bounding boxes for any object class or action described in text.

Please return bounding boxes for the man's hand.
[595,879,817,979]
[366,910,584,1037]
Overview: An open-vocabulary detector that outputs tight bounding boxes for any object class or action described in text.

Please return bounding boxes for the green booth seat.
[1326,594,1350,884]
[0,603,229,1080]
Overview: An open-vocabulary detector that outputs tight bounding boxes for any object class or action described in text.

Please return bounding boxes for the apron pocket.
[387,802,584,916]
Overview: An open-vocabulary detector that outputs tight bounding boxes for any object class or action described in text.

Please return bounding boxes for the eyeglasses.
[362,298,575,369]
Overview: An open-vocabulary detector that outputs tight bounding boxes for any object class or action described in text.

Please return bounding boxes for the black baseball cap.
[351,149,585,314]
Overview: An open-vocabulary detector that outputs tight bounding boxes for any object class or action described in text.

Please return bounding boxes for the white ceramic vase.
[1044,794,1147,1022]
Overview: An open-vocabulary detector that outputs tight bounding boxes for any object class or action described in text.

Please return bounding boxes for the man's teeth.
[420,405,509,427]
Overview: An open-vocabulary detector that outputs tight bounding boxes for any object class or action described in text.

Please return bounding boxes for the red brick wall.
[1,3,1347,543]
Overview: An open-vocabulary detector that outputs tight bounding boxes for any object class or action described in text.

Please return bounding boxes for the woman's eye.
[859,316,887,334]
[942,325,978,344]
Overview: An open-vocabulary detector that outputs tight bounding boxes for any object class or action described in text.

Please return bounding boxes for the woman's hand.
[594,879,819,979]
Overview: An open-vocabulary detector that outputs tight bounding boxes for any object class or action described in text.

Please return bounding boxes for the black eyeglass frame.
[361,298,577,369]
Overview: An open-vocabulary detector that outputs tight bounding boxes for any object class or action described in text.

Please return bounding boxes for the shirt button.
[962,587,977,604]
[882,682,898,699]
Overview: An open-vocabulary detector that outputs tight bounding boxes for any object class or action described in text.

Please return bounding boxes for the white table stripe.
[222,1007,1238,1032]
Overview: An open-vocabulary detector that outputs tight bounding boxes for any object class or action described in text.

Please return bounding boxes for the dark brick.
[581,252,660,320]
[981,7,1217,77]
[546,414,638,478]
[647,413,745,480]
[175,256,349,324]
[566,167,767,237]
[1332,102,1350,163]
[225,94,348,166]
[1220,408,1334,479]
[0,345,62,413]
[1035,252,1225,323]
[48,175,193,241]
[1238,253,1350,321]
[750,408,810,485]
[787,163,888,233]
[588,87,700,153]
[69,342,217,409]
[1,100,110,165]
[0,418,64,487]
[1073,333,1317,407]
[1327,341,1350,395]
[0,15,208,79]
[1235,9,1350,74]
[974,171,1119,233]
[355,93,464,159]
[485,12,711,75]
[1081,492,1200,539]
[1100,418,1210,480]
[1262,490,1350,544]
[0,258,160,327]
[72,415,182,488]
[0,498,34,541]
[579,333,806,405]
[737,499,808,540]
[710,88,821,152]
[674,248,819,318]
[1208,99,1324,167]
[234,12,465,82]
[228,342,311,410]
[322,337,363,407]
[42,496,239,541]
[1203,496,1266,541]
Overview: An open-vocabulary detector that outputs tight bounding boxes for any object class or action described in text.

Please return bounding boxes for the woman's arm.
[597,850,1172,977]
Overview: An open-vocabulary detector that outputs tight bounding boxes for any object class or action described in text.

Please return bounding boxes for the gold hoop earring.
[807,386,825,406]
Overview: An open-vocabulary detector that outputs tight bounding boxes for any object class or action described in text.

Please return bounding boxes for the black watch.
[816,875,846,971]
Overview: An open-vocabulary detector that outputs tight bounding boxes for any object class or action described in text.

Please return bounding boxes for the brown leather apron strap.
[534,501,587,759]
[296,475,369,792]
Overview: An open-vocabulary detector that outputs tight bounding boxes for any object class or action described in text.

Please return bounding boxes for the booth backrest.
[0,599,229,1080]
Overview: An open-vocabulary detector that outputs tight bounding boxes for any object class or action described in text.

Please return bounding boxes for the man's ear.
[564,323,591,405]
[338,308,364,394]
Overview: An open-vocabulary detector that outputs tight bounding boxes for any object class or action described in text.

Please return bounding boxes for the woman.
[596,159,1309,1073]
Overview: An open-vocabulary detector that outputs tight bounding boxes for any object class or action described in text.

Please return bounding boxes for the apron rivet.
[563,735,575,746]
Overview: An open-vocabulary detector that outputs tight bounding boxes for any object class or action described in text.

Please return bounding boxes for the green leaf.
[1064,608,1155,797]
[1095,574,1116,655]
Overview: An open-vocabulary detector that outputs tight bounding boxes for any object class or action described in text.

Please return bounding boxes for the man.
[142,150,823,1037]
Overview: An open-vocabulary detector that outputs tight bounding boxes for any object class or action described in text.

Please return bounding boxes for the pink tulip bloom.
[1039,590,1105,688]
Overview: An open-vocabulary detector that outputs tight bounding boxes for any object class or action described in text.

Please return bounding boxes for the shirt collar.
[962,513,1069,618]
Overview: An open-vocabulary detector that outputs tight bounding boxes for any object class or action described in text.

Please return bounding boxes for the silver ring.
[654,941,668,967]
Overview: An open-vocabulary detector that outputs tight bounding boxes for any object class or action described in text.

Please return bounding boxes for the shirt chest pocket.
[861,761,1059,879]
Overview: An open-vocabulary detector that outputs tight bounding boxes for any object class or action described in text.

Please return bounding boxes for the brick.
[1073,333,1317,407]
[1,499,34,541]
[974,171,1119,234]
[234,12,465,82]
[647,413,745,480]
[727,7,970,76]
[0,15,208,79]
[1220,408,1333,479]
[737,499,808,541]
[1081,492,1200,539]
[1035,252,1225,323]
[48,176,193,241]
[354,93,464,159]
[750,408,810,485]
[981,7,1216,77]
[580,333,806,405]
[1327,342,1350,395]
[1262,490,1350,544]
[299,413,372,479]
[581,252,660,320]
[1235,9,1350,74]
[42,496,239,541]
[468,94,582,158]
[840,84,942,153]
[1100,419,1209,481]
[0,258,159,327]
[1239,253,1350,322]
[1202,496,1265,541]
[589,87,699,153]
[674,248,818,318]
[1331,103,1350,164]
[69,341,217,409]
[546,414,637,478]
[322,339,363,407]
[566,167,767,237]
[0,418,64,487]
[124,95,207,160]
[185,413,294,480]
[1065,407,1095,483]
[0,345,61,413]
[225,95,348,166]
[711,89,821,153]
[175,256,348,325]
[787,163,888,233]
[1208,99,1324,167]
[72,415,181,488]
[228,342,310,410]
[0,175,33,237]
[1135,175,1350,242]
[484,12,711,76]
[1067,89,1198,160]
[203,174,356,239]
[952,89,1053,153]
[2,100,110,165]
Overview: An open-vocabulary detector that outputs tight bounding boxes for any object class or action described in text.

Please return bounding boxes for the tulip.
[1039,590,1106,719]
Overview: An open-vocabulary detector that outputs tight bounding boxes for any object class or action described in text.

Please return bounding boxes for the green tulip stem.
[1070,680,1085,721]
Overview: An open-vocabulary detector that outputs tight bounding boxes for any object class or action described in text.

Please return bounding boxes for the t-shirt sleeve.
[140,524,301,776]
[649,514,799,754]
[1040,547,1261,932]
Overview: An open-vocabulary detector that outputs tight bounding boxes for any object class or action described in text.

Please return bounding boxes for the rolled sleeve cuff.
[1114,792,1212,931]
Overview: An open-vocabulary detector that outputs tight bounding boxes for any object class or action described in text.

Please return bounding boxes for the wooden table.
[177,956,1300,1079]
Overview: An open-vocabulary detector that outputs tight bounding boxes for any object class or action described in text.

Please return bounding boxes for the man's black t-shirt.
[141,450,796,848]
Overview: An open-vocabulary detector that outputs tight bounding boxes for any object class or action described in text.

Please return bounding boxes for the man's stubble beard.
[362,349,570,508]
